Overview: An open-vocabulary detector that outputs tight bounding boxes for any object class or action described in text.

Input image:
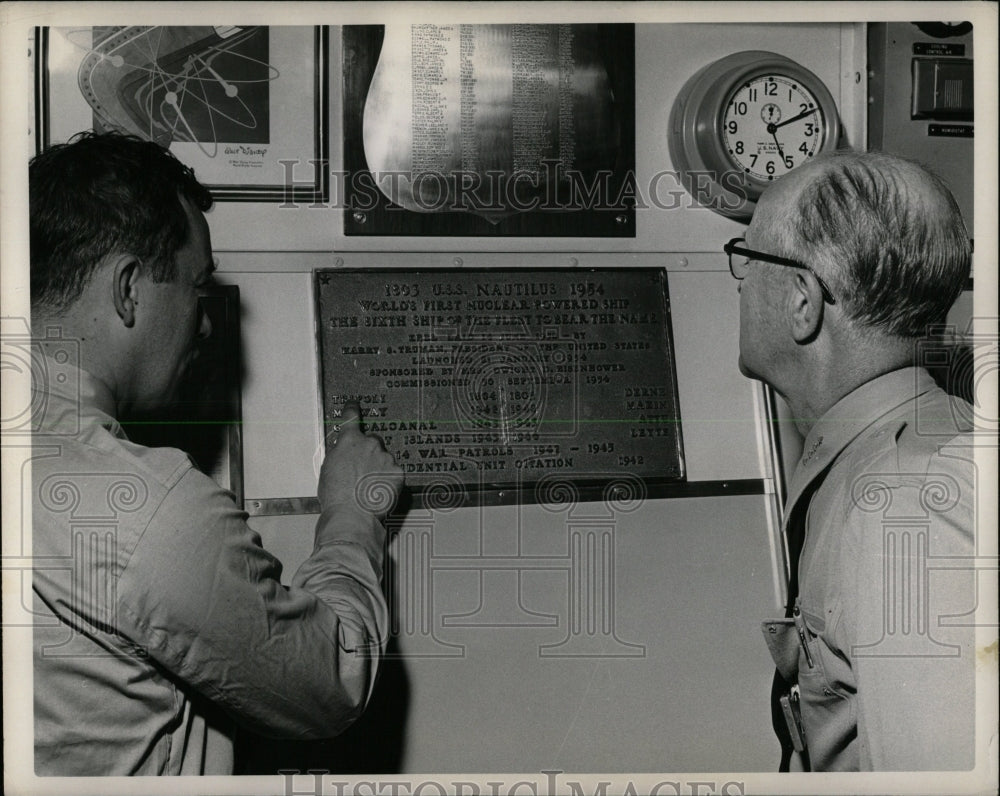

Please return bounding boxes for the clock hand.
[772,106,818,130]
[770,129,787,164]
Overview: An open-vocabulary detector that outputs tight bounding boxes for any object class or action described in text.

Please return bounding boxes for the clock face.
[721,74,827,184]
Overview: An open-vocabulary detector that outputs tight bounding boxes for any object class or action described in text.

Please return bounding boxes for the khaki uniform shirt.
[32,358,388,774]
[764,367,976,771]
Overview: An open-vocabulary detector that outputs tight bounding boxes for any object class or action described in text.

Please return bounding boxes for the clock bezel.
[669,50,841,221]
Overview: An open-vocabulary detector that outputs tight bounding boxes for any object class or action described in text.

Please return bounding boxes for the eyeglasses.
[724,237,836,304]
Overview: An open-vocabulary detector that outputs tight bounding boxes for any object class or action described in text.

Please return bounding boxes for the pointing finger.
[338,401,363,435]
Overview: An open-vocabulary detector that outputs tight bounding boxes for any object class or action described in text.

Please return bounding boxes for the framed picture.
[35,25,328,203]
[125,285,244,505]
[342,24,636,236]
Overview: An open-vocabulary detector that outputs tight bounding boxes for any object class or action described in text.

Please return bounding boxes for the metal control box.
[868,22,975,235]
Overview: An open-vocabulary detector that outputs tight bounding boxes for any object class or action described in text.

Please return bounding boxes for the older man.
[30,131,403,775]
[726,150,976,771]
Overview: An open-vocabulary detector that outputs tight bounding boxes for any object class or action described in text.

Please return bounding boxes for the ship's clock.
[669,51,841,220]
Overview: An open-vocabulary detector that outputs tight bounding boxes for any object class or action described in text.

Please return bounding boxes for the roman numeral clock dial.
[669,51,841,220]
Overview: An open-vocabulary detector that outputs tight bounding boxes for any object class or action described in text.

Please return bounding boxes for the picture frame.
[35,25,328,203]
[342,24,636,236]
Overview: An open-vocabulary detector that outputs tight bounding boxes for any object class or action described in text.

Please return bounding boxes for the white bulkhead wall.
[211,23,866,772]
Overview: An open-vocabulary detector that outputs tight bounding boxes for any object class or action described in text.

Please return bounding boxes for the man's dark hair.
[30,131,214,313]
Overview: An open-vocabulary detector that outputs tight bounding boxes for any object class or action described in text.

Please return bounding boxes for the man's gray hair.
[787,150,970,337]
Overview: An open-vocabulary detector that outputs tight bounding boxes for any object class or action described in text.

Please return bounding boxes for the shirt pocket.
[796,613,856,726]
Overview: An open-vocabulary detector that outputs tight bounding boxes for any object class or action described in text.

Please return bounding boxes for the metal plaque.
[315,268,684,507]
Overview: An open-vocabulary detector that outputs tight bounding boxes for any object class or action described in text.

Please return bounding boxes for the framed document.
[315,268,683,508]
[35,26,328,203]
[343,24,636,236]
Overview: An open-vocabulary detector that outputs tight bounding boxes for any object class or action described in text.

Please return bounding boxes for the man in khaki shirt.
[30,131,403,774]
[725,150,976,770]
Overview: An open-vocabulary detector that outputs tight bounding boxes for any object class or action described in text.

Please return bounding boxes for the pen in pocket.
[793,605,815,669]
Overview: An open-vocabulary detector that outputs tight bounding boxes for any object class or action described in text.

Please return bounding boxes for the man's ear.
[787,270,824,344]
[110,255,141,328]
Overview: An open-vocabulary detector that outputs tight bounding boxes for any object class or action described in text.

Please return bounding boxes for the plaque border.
[313,266,685,509]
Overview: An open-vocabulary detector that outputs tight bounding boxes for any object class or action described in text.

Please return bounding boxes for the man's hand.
[318,402,404,517]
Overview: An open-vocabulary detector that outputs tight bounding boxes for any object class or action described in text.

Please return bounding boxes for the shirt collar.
[34,353,125,438]
[784,367,937,513]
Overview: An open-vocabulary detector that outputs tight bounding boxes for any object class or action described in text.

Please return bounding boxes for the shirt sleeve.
[114,466,387,740]
[846,443,977,771]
